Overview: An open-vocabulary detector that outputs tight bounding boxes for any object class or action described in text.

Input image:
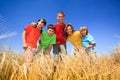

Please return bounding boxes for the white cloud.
[0,32,17,39]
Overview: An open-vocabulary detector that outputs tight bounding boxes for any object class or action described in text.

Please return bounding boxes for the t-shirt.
[67,31,82,48]
[54,23,66,44]
[82,33,96,51]
[24,24,40,48]
[38,31,56,49]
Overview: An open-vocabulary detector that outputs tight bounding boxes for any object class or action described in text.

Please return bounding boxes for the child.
[63,23,82,55]
[37,24,56,56]
[53,11,67,66]
[22,18,47,67]
[80,26,97,64]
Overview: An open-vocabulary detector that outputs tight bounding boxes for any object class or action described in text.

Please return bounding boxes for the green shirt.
[38,31,56,49]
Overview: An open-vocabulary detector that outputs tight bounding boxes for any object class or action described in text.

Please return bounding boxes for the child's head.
[57,11,65,24]
[37,18,47,28]
[63,23,75,39]
[80,26,88,36]
[47,24,55,36]
[65,23,74,35]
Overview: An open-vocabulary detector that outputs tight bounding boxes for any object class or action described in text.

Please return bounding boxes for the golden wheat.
[0,46,120,80]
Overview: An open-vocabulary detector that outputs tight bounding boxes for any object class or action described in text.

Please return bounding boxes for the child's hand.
[23,43,28,50]
[85,46,90,52]
[31,22,37,28]
[31,22,36,25]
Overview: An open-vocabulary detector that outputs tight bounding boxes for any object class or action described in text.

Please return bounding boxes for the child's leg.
[59,43,67,61]
[79,48,90,67]
[73,47,79,55]
[24,47,34,67]
[53,44,60,72]
[36,48,44,57]
[59,43,67,55]
[43,49,48,55]
[88,50,97,64]
[44,49,51,58]
[53,44,60,62]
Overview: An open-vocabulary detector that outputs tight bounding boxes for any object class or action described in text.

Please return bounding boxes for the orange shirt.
[54,23,66,44]
[24,24,40,48]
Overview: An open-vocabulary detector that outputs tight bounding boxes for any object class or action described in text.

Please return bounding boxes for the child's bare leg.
[88,50,97,65]
[53,54,60,72]
[53,60,58,72]
[24,47,33,67]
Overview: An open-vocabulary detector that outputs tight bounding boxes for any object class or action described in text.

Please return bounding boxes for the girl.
[63,23,82,55]
[22,18,47,67]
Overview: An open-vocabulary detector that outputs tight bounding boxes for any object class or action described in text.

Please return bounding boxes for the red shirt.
[54,23,66,44]
[24,24,40,48]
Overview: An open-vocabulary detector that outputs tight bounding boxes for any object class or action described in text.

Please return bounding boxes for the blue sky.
[0,0,120,55]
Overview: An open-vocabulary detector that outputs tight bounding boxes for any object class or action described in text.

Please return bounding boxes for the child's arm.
[85,34,96,52]
[48,44,52,55]
[31,22,37,28]
[22,30,28,49]
[85,43,96,52]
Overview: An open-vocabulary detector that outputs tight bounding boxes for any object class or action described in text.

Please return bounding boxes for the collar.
[83,33,90,38]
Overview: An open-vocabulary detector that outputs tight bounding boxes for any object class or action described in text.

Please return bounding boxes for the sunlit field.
[0,45,120,80]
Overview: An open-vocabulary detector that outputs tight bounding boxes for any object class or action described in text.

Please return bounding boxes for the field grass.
[0,46,120,80]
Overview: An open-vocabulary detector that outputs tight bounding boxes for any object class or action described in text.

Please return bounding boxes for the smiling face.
[66,26,73,35]
[80,26,88,36]
[37,21,45,28]
[36,19,46,29]
[47,28,55,36]
[57,12,65,24]
[81,29,87,36]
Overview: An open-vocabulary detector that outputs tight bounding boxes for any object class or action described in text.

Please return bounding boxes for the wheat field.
[0,45,120,80]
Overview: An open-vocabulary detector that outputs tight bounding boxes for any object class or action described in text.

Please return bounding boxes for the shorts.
[87,50,97,64]
[36,48,49,56]
[24,46,37,63]
[53,43,67,61]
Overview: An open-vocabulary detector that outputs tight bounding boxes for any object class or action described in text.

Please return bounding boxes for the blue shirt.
[82,33,96,51]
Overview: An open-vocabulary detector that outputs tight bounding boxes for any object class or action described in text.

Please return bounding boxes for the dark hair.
[57,11,65,17]
[37,18,47,33]
[63,23,75,39]
[37,18,47,26]
[47,24,55,30]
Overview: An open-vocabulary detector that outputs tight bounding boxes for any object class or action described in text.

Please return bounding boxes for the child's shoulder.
[75,30,80,33]
[86,33,95,40]
[41,30,47,34]
[74,31,81,35]
[52,34,56,38]
[26,22,37,28]
[87,33,93,37]
[30,22,37,28]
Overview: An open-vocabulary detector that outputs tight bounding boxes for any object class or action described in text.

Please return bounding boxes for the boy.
[53,11,67,66]
[37,24,56,56]
[22,18,46,67]
[80,26,97,64]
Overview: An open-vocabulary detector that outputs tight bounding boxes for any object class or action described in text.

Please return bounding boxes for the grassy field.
[0,46,120,80]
